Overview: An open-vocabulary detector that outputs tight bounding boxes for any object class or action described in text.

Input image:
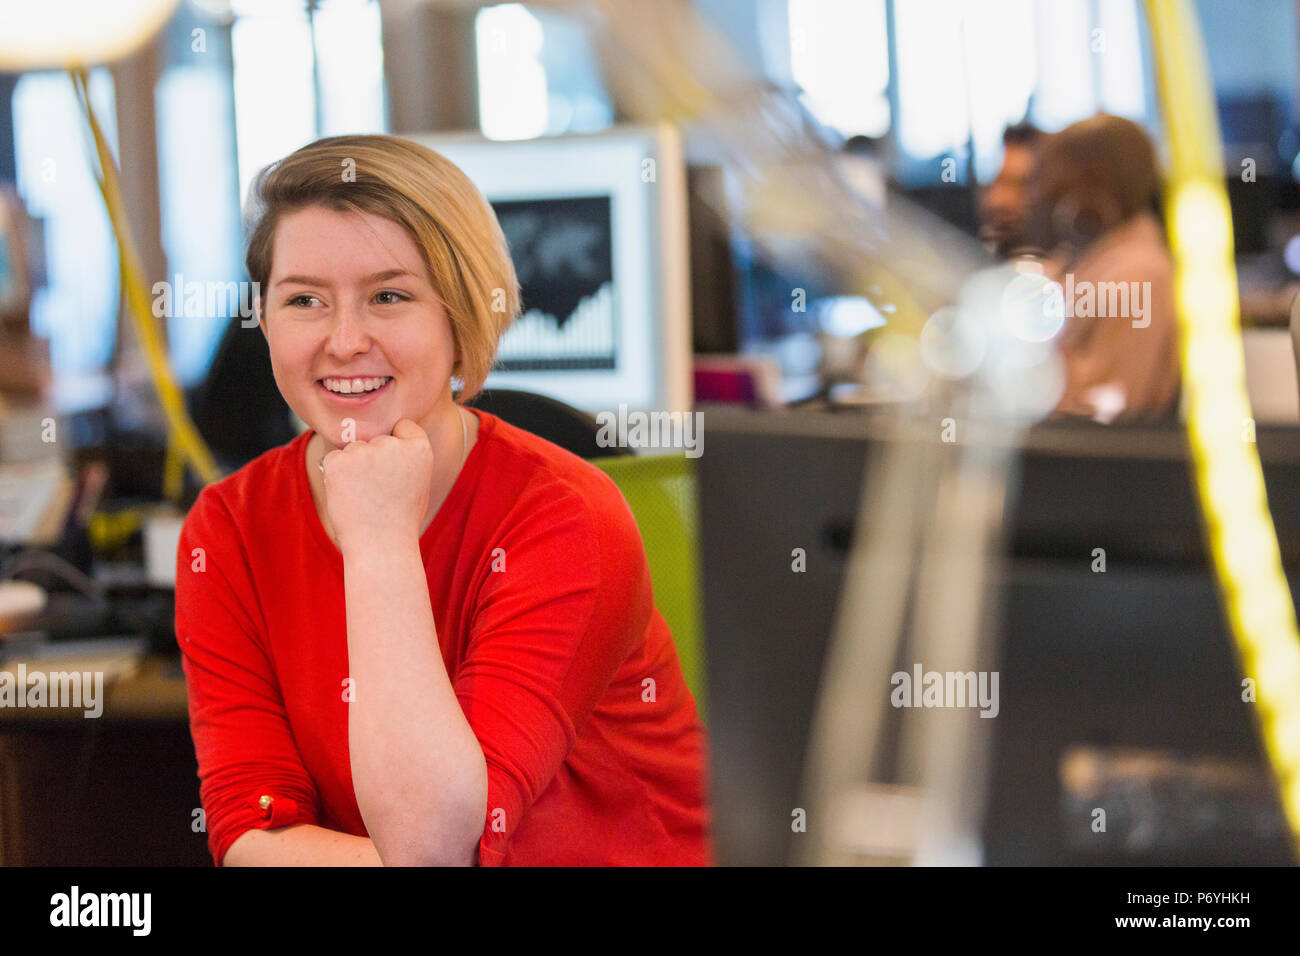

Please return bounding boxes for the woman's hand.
[321,418,433,557]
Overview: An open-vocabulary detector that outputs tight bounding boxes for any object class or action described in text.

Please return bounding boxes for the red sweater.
[174,407,713,866]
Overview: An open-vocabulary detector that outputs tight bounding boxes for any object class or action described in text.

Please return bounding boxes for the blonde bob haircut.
[245,134,521,404]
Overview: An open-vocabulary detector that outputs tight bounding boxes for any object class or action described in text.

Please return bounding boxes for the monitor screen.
[491,195,616,372]
[407,126,692,414]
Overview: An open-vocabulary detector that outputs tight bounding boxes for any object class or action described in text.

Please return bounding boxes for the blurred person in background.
[1031,113,1180,422]
[840,133,889,210]
[980,122,1044,259]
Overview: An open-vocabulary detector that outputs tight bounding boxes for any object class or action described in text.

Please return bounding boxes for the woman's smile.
[316,375,395,407]
[262,205,460,446]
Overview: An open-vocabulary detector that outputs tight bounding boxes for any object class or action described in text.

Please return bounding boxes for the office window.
[788,0,890,139]
[477,4,548,141]
[231,0,318,207]
[11,70,119,413]
[156,5,243,387]
[230,0,386,208]
[899,0,1149,183]
[893,0,974,166]
[312,0,388,137]
[1029,0,1095,134]
[787,0,1154,185]
[958,0,1038,183]
[475,2,614,142]
[1095,0,1147,122]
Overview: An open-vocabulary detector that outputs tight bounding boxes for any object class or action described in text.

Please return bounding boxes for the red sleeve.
[175,486,321,866]
[454,477,652,865]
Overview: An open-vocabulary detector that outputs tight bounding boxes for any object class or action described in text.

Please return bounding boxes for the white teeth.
[322,376,390,394]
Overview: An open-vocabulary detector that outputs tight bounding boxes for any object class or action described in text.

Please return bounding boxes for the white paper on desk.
[0,646,141,718]
[1,652,142,684]
[1,637,146,684]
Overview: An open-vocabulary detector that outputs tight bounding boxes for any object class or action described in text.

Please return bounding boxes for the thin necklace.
[317,408,468,474]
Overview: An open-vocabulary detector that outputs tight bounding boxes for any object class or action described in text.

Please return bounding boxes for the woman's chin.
[309,416,397,446]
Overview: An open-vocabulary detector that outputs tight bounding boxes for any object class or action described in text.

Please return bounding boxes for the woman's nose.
[325,304,371,356]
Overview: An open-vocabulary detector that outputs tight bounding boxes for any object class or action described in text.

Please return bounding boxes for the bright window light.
[1031,0,1096,131]
[960,0,1036,183]
[894,0,969,161]
[12,70,120,412]
[476,4,548,141]
[313,0,387,136]
[231,0,317,209]
[156,64,243,386]
[788,0,889,138]
[784,0,1152,183]
[1097,0,1146,120]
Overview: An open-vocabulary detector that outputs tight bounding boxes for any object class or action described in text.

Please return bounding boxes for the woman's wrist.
[339,529,421,565]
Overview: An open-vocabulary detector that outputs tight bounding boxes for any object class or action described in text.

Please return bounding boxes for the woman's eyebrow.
[273,269,417,287]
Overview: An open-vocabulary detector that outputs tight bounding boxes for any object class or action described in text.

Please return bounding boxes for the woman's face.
[260,204,457,447]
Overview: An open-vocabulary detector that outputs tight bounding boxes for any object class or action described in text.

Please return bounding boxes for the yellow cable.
[1145,0,1300,853]
[163,435,185,501]
[69,68,223,494]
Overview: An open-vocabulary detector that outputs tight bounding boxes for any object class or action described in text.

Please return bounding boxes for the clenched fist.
[320,418,434,558]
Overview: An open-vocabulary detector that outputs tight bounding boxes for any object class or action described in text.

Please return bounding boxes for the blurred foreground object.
[0,0,179,69]
[1146,0,1300,853]
[0,0,220,498]
[70,70,221,495]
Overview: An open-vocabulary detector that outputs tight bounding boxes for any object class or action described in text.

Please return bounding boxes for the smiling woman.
[174,134,714,867]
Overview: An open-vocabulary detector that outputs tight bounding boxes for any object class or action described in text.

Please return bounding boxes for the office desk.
[0,653,188,723]
[0,652,204,865]
[695,407,1299,865]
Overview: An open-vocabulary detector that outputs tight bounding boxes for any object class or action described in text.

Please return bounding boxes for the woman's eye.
[374,290,408,305]
[287,294,319,308]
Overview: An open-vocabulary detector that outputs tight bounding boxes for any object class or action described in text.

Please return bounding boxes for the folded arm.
[342,536,488,866]
[223,825,384,866]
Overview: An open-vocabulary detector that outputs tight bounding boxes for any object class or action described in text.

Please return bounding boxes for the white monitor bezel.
[404,124,692,415]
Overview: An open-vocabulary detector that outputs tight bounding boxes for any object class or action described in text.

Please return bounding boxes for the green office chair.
[467,390,708,723]
[592,454,708,724]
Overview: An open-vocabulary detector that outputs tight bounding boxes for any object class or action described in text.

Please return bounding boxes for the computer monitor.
[406,125,692,414]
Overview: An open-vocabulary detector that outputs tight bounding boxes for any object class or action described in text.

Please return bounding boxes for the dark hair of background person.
[1033,112,1164,254]
[1002,121,1043,149]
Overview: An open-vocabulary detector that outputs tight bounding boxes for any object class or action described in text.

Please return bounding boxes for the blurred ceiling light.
[0,0,180,69]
